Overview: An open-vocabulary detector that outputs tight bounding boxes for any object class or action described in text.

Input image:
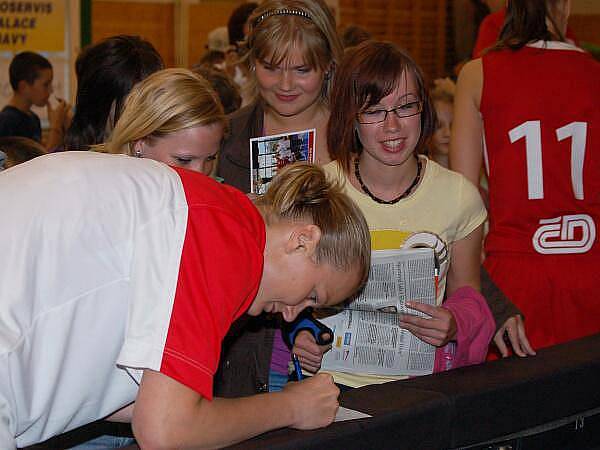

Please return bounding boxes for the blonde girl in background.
[98,67,225,176]
[428,78,455,169]
[217,0,343,191]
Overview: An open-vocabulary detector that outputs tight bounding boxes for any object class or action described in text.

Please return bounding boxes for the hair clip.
[254,8,312,27]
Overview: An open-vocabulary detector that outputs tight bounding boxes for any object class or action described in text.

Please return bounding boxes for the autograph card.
[249,128,315,194]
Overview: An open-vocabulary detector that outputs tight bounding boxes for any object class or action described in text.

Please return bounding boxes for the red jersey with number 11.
[481,41,600,259]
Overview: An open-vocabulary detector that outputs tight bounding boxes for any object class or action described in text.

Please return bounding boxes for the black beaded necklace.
[354,156,422,205]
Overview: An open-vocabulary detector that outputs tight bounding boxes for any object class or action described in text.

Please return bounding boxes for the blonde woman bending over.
[0,154,371,449]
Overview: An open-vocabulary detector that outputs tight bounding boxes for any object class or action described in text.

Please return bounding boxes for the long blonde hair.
[244,0,343,103]
[98,68,226,154]
[256,163,371,285]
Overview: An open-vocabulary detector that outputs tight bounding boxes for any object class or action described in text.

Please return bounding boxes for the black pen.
[292,354,303,381]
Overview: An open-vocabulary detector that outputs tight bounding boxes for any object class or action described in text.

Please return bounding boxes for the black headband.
[253,8,312,27]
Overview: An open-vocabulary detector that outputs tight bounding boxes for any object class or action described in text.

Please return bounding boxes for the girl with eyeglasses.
[297,40,498,388]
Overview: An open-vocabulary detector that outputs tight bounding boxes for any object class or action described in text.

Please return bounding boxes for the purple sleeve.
[434,286,495,372]
[270,329,292,375]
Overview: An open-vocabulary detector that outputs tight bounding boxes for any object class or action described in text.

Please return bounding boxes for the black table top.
[227,333,600,450]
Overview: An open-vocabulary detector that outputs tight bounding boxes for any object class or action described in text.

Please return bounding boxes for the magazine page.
[320,248,437,376]
[249,128,315,194]
[347,248,437,314]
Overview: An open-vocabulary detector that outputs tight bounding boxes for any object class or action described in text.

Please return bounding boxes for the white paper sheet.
[334,406,372,422]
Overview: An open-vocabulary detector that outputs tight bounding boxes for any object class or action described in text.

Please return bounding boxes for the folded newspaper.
[320,247,438,377]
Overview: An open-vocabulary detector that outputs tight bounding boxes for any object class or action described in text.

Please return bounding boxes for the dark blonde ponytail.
[256,163,371,284]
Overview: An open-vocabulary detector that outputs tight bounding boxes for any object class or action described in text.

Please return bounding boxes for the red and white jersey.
[0,152,265,447]
[481,41,600,259]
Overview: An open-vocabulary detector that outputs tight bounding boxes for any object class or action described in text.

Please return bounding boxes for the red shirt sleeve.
[160,168,266,400]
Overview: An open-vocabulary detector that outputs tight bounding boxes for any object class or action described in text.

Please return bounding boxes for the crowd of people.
[0,0,598,448]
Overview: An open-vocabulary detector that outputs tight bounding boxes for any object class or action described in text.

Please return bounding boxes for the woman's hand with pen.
[282,373,340,430]
[292,330,332,373]
[399,301,457,347]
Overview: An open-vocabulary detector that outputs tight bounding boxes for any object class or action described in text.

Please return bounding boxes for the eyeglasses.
[357,101,423,124]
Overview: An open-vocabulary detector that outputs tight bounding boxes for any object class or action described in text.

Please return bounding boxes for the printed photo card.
[249,128,315,194]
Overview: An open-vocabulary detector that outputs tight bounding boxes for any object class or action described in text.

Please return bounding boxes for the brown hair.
[0,136,45,169]
[65,35,164,151]
[255,162,370,285]
[494,0,567,51]
[192,66,242,115]
[328,41,436,173]
[340,24,372,49]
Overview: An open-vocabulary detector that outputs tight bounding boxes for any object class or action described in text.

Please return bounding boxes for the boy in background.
[0,51,70,149]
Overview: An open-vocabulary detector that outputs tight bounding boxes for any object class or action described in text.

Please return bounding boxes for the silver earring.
[130,142,142,158]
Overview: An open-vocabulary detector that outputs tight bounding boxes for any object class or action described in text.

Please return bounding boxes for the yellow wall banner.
[0,0,65,51]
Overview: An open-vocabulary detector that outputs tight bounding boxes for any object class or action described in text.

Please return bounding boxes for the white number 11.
[508,121,588,200]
